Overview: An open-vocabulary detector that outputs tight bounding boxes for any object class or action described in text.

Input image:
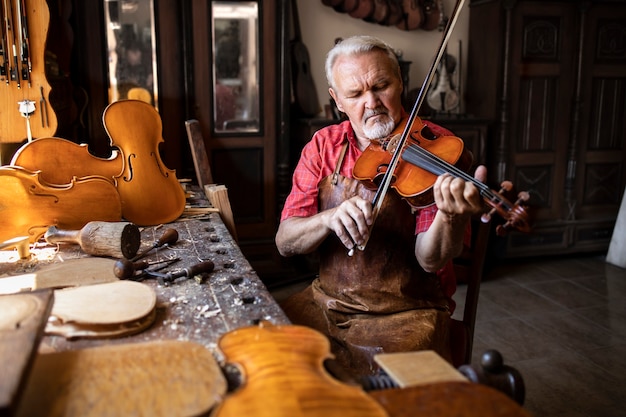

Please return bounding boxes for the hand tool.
[113,257,180,280]
[131,228,178,261]
[144,260,214,286]
[44,221,141,259]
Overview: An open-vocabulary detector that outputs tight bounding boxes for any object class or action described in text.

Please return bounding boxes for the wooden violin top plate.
[49,280,155,325]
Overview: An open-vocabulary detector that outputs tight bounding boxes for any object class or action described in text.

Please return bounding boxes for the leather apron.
[281,142,452,378]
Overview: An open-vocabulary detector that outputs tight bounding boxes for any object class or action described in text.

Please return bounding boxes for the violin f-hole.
[124,154,136,182]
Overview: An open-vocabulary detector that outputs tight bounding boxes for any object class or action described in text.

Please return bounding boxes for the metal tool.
[131,228,179,261]
[113,257,180,280]
[144,260,215,286]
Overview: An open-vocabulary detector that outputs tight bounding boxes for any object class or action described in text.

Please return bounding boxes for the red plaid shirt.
[281,117,467,304]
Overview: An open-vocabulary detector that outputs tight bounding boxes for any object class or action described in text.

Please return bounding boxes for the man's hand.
[433,165,487,220]
[323,196,373,250]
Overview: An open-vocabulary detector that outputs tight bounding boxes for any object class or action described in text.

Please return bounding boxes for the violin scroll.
[480,181,531,236]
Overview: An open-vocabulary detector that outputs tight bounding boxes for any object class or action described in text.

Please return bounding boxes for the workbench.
[1,187,289,356]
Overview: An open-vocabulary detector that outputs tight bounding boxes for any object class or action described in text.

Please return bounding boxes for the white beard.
[363,116,395,139]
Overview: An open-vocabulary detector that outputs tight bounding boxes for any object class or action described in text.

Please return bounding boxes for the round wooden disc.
[50,281,156,325]
[45,308,157,340]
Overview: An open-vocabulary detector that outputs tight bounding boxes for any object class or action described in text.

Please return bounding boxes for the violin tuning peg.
[517,191,530,203]
[499,181,513,193]
[495,224,507,236]
[480,212,492,224]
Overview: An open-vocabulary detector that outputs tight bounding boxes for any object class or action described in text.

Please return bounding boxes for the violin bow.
[355,0,467,253]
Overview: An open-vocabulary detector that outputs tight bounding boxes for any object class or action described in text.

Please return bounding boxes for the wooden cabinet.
[466,0,626,257]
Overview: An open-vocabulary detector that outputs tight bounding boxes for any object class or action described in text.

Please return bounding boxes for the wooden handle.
[44,221,141,259]
[44,226,80,244]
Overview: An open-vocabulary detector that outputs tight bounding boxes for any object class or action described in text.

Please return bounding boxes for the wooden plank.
[0,290,54,416]
[204,184,238,242]
[374,351,468,388]
[185,119,213,188]
[15,341,227,417]
[0,258,119,295]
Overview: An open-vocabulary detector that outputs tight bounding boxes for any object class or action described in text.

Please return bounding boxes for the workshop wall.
[295,0,470,116]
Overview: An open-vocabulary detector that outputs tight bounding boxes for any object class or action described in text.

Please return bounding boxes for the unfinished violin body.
[0,166,122,243]
[102,100,186,226]
[212,322,387,417]
[10,100,186,226]
[10,137,124,185]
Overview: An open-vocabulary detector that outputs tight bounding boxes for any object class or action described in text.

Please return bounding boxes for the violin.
[102,99,186,226]
[426,1,459,113]
[349,0,374,19]
[396,0,424,31]
[353,116,531,236]
[352,0,530,252]
[419,0,441,31]
[353,116,471,209]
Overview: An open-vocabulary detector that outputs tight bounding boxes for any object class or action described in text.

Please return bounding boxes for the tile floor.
[270,254,626,417]
[459,254,626,417]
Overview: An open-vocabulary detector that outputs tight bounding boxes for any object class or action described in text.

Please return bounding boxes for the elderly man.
[276,35,486,377]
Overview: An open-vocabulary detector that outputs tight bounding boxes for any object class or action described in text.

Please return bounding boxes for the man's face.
[329,50,404,142]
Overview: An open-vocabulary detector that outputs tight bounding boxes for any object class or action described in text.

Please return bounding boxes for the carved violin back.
[0,166,122,243]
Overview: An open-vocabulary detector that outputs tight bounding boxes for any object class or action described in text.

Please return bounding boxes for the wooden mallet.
[44,221,141,259]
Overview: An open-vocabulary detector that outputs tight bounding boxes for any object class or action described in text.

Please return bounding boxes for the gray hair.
[325,35,400,89]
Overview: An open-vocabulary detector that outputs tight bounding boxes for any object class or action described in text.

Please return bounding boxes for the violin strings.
[402,144,512,209]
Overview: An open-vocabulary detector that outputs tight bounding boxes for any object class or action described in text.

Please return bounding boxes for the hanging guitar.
[1,0,56,143]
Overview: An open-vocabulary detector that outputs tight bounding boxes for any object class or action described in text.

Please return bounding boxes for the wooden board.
[14,340,227,417]
[0,290,54,416]
[185,119,213,188]
[0,257,119,295]
[374,350,468,388]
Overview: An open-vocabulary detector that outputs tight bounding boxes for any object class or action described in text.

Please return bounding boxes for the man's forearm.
[275,215,331,257]
[414,211,469,272]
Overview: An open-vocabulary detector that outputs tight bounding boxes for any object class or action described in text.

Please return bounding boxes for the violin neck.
[402,143,490,195]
